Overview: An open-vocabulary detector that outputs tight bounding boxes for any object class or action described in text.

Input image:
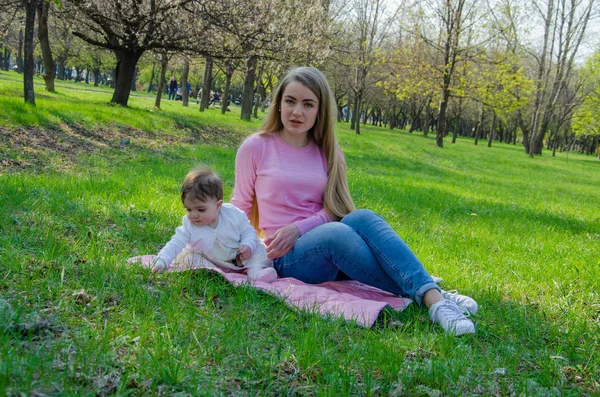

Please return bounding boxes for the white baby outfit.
[155,204,274,279]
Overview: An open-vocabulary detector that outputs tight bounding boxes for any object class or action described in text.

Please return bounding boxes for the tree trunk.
[111,50,142,106]
[451,116,460,144]
[17,28,24,73]
[37,0,55,92]
[241,55,257,121]
[355,101,361,135]
[345,95,352,123]
[474,106,484,145]
[130,67,138,91]
[200,56,213,111]
[154,53,168,108]
[1,46,11,70]
[148,57,156,92]
[451,126,458,143]
[253,64,264,119]
[181,56,190,107]
[436,89,450,147]
[487,111,497,147]
[57,58,65,80]
[258,66,267,115]
[23,0,37,105]
[423,112,431,137]
[93,68,100,87]
[351,95,358,131]
[221,63,234,114]
[452,97,464,144]
[110,67,116,88]
[363,103,370,125]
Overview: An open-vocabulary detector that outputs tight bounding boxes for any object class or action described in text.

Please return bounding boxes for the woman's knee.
[305,222,355,245]
[341,209,382,228]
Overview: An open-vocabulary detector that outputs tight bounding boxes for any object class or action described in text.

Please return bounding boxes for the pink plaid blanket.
[128,255,415,327]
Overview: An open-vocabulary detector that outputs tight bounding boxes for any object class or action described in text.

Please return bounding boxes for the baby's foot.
[247,267,278,283]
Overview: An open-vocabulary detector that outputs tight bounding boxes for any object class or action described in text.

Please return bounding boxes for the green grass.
[1,69,599,395]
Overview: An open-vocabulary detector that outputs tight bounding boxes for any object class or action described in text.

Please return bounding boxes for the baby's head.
[180,166,223,228]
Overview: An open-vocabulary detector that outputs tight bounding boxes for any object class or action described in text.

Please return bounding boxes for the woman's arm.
[293,209,331,236]
[231,205,258,253]
[231,137,260,218]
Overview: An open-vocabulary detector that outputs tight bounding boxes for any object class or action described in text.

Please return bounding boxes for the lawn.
[1,70,599,396]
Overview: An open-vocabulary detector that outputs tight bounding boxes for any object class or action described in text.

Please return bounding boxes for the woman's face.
[279,81,319,146]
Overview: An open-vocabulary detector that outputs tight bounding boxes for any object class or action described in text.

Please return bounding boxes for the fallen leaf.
[72,289,92,305]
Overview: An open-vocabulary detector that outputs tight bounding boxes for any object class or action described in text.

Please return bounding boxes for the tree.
[382,30,440,136]
[465,52,533,146]
[49,13,81,80]
[78,43,115,86]
[571,51,600,154]
[67,0,205,106]
[526,0,595,156]
[407,0,484,147]
[195,0,331,120]
[199,56,213,111]
[216,57,241,114]
[337,0,396,135]
[0,3,22,71]
[37,0,55,91]
[154,50,168,108]
[22,0,37,105]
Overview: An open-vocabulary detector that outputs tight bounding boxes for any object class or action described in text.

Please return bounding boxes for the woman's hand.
[264,224,300,259]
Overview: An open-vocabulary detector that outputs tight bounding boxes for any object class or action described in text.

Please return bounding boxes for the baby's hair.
[181,166,223,203]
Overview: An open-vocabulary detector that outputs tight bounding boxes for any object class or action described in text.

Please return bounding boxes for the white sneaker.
[441,289,478,315]
[429,300,475,336]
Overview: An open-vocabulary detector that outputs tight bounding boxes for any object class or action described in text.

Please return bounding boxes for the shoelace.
[443,290,465,301]
[432,301,471,322]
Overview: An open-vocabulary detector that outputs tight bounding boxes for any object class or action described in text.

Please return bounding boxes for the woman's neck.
[278,130,310,148]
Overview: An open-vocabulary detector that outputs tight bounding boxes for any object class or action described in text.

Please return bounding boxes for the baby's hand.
[152,260,167,274]
[237,245,252,261]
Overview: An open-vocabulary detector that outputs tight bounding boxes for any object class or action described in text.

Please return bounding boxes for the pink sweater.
[232,132,332,238]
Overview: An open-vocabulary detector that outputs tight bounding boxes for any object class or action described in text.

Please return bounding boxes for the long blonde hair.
[250,67,355,232]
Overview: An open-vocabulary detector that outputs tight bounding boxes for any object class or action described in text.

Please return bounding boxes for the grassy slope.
[1,70,599,396]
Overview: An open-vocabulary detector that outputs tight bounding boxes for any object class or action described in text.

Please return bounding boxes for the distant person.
[153,166,277,283]
[232,67,478,335]
[168,76,178,100]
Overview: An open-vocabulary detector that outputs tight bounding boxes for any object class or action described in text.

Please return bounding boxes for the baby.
[152,166,277,282]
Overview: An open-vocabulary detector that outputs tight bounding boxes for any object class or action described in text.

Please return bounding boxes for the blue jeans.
[273,209,440,305]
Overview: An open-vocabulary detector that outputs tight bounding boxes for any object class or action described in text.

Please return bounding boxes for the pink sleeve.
[293,209,331,236]
[231,136,259,218]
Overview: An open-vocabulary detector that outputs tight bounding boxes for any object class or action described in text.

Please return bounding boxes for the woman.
[232,67,477,335]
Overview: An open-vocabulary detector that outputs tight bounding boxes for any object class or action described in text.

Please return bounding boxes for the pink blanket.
[128,255,414,327]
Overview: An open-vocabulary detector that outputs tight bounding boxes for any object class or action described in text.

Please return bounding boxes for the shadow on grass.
[375,288,599,394]
[347,150,598,235]
[365,175,597,235]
